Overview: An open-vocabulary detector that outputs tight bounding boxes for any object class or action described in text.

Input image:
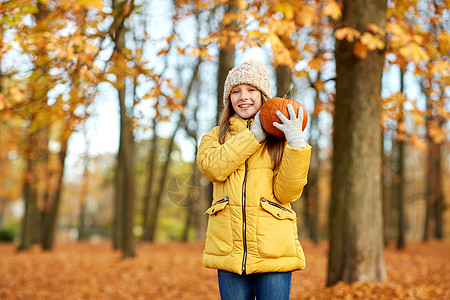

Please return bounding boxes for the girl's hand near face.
[250,111,267,143]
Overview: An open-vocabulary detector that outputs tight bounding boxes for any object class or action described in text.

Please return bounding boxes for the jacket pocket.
[204,197,233,256]
[257,198,297,258]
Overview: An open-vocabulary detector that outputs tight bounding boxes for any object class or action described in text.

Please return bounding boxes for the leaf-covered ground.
[0,240,448,299]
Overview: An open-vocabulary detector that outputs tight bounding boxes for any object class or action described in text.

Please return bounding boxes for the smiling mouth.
[239,104,253,108]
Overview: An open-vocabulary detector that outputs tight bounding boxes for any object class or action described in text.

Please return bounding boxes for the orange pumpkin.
[260,83,308,137]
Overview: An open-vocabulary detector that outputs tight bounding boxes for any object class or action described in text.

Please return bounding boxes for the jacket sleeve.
[273,144,312,204]
[197,127,261,182]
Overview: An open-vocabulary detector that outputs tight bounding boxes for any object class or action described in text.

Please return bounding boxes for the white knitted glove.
[273,104,306,148]
[250,111,267,143]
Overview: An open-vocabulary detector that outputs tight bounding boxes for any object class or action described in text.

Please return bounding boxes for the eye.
[232,90,239,94]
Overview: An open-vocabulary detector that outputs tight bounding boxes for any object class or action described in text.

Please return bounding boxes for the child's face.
[230,84,262,119]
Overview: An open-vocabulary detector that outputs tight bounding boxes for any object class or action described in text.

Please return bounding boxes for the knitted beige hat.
[223,60,272,105]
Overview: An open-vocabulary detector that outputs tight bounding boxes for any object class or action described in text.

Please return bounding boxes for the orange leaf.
[353,42,368,59]
[322,0,341,21]
[367,23,386,36]
[428,122,446,144]
[236,0,248,10]
[335,27,361,42]
[295,5,315,26]
[270,19,296,37]
[430,60,450,77]
[409,134,427,151]
[0,93,11,111]
[360,32,385,50]
[308,57,324,70]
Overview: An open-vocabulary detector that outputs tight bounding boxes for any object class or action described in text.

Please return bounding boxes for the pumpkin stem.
[282,83,294,99]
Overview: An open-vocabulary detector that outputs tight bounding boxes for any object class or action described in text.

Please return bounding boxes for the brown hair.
[218,93,285,170]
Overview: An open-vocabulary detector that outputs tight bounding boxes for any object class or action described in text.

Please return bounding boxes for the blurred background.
[0,0,448,256]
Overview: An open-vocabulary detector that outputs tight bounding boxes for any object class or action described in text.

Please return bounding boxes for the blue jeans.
[217,270,292,300]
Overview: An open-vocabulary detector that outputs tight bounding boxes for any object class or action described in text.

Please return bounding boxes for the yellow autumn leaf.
[431,61,450,77]
[409,133,427,151]
[437,32,450,54]
[67,46,74,61]
[269,19,295,37]
[428,122,446,144]
[194,47,212,60]
[248,30,266,43]
[335,27,361,42]
[322,0,341,21]
[385,22,407,38]
[295,5,315,26]
[360,32,385,50]
[45,43,58,52]
[367,23,386,36]
[398,43,430,63]
[398,122,406,133]
[353,42,368,59]
[412,110,426,125]
[295,70,309,78]
[308,57,323,70]
[77,0,103,10]
[315,81,325,92]
[84,43,99,55]
[236,0,248,10]
[199,36,214,46]
[10,86,24,103]
[222,11,239,25]
[275,2,294,20]
[196,1,213,10]
[173,88,185,101]
[270,33,295,69]
[0,93,11,111]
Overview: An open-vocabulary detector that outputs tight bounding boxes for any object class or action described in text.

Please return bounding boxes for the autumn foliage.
[0,240,449,299]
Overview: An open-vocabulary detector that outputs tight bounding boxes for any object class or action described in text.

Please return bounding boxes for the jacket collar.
[229,115,254,136]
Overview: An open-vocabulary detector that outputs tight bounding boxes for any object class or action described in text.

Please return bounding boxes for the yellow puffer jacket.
[197,116,311,275]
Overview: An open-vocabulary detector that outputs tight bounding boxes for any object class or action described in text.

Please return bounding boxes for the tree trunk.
[327,0,387,286]
[78,151,90,241]
[306,92,320,244]
[395,137,406,248]
[36,125,51,245]
[41,132,69,250]
[394,67,406,249]
[147,121,181,242]
[423,95,444,241]
[182,160,201,241]
[113,136,124,250]
[18,121,39,251]
[18,3,49,252]
[0,40,4,229]
[382,128,391,245]
[275,64,290,97]
[110,0,136,257]
[142,120,158,242]
[116,82,136,257]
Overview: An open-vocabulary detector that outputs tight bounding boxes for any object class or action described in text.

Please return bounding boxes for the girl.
[197,60,311,300]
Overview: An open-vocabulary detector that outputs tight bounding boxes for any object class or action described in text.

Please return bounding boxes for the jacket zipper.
[214,197,229,206]
[211,197,229,215]
[241,119,252,273]
[262,198,292,213]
